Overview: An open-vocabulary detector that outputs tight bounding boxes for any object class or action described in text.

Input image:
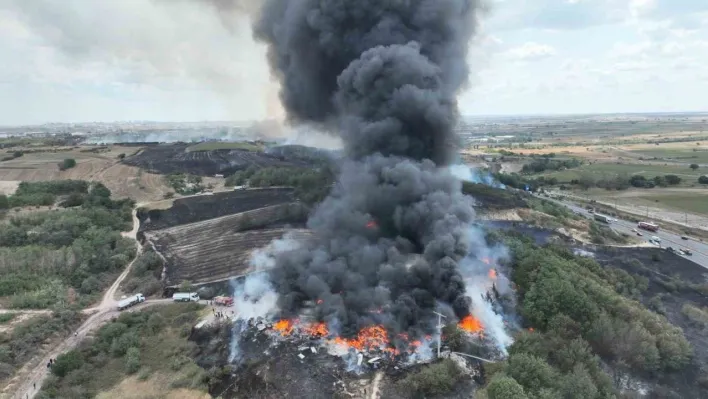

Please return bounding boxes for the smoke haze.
[2,0,274,122]
[255,0,488,342]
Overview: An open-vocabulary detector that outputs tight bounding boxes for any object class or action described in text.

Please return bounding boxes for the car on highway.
[681,236,689,240]
[636,232,643,236]
[681,248,693,256]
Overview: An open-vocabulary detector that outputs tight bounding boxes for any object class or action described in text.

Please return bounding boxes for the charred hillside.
[122,143,314,176]
[137,188,297,232]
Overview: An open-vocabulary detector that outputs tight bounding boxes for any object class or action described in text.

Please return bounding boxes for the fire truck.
[637,221,659,232]
[214,296,234,306]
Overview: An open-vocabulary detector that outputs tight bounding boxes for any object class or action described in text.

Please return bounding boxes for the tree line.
[225,166,334,205]
[478,232,693,399]
[0,181,136,309]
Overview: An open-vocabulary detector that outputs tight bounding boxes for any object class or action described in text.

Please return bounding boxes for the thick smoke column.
[254,0,483,339]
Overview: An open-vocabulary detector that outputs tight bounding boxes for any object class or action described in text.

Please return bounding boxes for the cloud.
[0,0,275,123]
[503,42,557,61]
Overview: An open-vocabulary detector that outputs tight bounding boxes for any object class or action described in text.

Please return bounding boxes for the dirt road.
[6,208,148,399]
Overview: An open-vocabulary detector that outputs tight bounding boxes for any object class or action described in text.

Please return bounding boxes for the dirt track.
[5,207,150,399]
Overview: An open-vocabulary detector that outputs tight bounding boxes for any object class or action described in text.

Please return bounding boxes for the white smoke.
[229,233,304,362]
[459,226,514,354]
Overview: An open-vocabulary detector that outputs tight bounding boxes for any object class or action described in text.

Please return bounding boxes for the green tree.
[559,365,598,399]
[506,353,559,394]
[698,175,708,185]
[125,347,141,374]
[0,194,8,209]
[690,163,699,170]
[52,350,84,377]
[59,158,77,171]
[487,376,528,399]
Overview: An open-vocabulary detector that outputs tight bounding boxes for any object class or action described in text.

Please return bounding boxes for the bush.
[125,347,141,374]
[52,350,84,377]
[699,175,708,185]
[58,158,77,171]
[399,359,462,396]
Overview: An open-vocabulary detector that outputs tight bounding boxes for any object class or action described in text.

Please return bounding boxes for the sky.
[0,0,707,125]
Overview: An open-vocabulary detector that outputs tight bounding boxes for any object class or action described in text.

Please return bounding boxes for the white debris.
[298,353,305,360]
[311,347,318,354]
[257,323,266,331]
[368,357,381,364]
[357,353,364,366]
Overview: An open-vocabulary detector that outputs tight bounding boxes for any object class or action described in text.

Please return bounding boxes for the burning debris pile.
[225,0,516,374]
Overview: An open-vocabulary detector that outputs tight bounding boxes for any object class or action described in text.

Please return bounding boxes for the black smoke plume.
[254,0,483,339]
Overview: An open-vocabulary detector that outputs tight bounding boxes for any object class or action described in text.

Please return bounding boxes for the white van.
[172,292,200,302]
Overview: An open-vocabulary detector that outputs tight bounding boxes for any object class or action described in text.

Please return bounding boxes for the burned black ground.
[123,143,319,176]
[592,246,708,398]
[137,188,297,233]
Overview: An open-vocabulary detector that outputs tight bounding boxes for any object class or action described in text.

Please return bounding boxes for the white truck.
[172,292,200,302]
[118,294,145,311]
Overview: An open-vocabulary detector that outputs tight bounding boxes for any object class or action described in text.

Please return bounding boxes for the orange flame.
[303,322,329,337]
[488,269,497,279]
[274,319,295,335]
[316,299,323,305]
[481,257,491,265]
[366,221,377,229]
[330,325,398,354]
[528,327,534,332]
[458,315,483,333]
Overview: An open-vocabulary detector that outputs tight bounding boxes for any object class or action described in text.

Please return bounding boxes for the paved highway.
[545,196,708,270]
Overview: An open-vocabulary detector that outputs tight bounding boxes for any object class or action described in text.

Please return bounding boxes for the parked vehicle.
[214,296,234,306]
[173,292,200,302]
[681,236,689,240]
[651,236,661,243]
[682,248,693,256]
[118,294,145,311]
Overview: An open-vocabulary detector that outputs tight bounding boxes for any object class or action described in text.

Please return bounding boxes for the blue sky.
[1,0,707,124]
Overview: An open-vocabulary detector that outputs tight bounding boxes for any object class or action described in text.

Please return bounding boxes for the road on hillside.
[552,198,708,270]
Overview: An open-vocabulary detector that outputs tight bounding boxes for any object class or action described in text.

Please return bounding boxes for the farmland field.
[627,148,708,164]
[0,146,175,201]
[186,141,265,152]
[537,162,704,184]
[145,203,311,286]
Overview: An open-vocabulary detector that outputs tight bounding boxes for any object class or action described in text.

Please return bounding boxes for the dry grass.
[0,145,177,203]
[96,374,211,399]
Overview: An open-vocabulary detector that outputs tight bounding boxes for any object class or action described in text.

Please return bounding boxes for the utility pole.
[433,311,447,358]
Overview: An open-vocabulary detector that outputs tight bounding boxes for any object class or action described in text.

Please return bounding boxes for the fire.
[316,299,323,304]
[458,315,483,333]
[274,319,295,335]
[481,257,491,265]
[330,325,397,354]
[303,322,329,337]
[366,220,377,229]
[488,269,497,279]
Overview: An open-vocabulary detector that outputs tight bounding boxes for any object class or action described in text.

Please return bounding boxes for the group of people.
[212,308,233,319]
[45,357,56,369]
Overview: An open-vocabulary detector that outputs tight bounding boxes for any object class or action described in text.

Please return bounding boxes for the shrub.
[52,351,84,377]
[399,359,462,396]
[58,158,77,171]
[486,375,528,399]
[125,347,141,374]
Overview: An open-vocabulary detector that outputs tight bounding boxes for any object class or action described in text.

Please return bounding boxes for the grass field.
[628,148,708,164]
[186,141,264,152]
[625,193,708,216]
[538,163,704,184]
